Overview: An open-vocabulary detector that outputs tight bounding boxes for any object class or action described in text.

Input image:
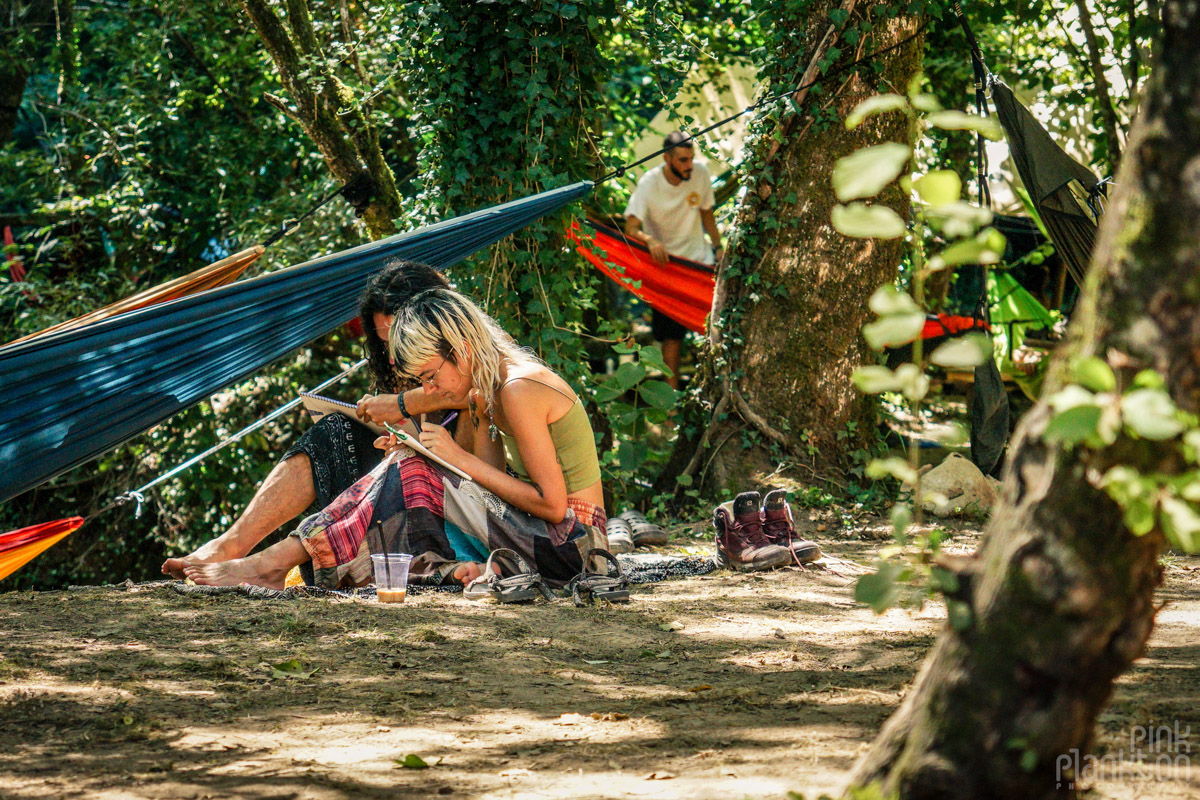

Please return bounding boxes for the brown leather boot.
[713,491,792,572]
[762,489,822,564]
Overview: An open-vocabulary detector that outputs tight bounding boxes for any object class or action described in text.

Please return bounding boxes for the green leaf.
[852,365,901,394]
[638,345,671,375]
[267,659,319,680]
[1132,369,1165,390]
[1047,384,1097,413]
[1070,356,1117,393]
[844,94,908,129]
[868,284,921,316]
[832,143,912,201]
[926,110,1004,140]
[1122,389,1184,440]
[913,170,961,206]
[866,457,918,485]
[925,202,993,238]
[947,599,972,631]
[594,379,625,403]
[890,503,912,538]
[929,333,992,369]
[863,312,925,349]
[613,361,645,391]
[896,363,930,402]
[855,561,903,613]
[928,228,1006,271]
[395,754,434,769]
[676,473,693,487]
[910,93,943,112]
[833,203,907,239]
[638,380,678,411]
[1043,405,1103,448]
[1161,495,1200,552]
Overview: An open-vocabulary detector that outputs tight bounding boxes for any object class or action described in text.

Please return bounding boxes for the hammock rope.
[595,28,926,184]
[108,358,368,520]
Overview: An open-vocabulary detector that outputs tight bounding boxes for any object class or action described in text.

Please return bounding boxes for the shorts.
[651,308,688,341]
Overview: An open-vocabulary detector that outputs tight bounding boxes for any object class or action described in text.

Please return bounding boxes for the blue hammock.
[0,181,592,504]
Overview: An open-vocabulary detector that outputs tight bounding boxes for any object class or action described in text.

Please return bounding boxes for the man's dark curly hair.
[357,259,449,393]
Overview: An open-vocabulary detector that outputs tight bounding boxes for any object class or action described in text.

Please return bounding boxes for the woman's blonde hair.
[389,288,537,414]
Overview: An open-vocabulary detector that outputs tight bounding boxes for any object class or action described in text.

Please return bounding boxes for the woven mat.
[145,554,719,601]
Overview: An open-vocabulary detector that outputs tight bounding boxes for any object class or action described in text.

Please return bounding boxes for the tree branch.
[1073,0,1124,167]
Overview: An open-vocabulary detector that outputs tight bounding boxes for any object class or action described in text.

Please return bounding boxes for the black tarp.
[990,78,1104,285]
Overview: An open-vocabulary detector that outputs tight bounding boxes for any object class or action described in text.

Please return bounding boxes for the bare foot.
[183,557,289,590]
[451,561,501,586]
[162,540,238,580]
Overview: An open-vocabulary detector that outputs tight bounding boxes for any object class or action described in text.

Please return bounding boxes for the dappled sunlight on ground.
[2,531,1199,798]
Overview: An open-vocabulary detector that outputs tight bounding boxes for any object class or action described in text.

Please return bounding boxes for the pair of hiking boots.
[714,490,821,572]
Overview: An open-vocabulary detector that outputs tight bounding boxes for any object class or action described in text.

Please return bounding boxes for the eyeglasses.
[415,356,448,387]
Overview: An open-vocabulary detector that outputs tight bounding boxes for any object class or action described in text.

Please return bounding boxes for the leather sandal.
[567,549,630,607]
[463,549,555,603]
[618,509,669,546]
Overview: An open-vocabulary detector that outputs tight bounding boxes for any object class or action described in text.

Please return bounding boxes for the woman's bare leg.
[162,454,316,578]
[183,536,309,590]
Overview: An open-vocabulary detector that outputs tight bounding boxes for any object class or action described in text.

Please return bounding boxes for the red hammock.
[569,218,716,334]
[0,518,84,582]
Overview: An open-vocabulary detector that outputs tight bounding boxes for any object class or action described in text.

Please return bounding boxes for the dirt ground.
[2,522,1199,800]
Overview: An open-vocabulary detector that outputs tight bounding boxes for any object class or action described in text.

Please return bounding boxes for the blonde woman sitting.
[184,287,608,590]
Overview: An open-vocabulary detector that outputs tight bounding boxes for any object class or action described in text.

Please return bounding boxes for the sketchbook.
[299,392,470,480]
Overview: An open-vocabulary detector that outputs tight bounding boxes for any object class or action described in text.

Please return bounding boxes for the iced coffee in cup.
[371,553,413,603]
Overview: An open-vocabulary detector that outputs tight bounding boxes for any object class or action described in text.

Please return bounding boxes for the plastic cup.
[371,553,413,603]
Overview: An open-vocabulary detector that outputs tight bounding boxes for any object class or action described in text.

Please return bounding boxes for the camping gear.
[618,509,669,546]
[463,548,554,603]
[0,517,84,582]
[0,181,591,506]
[570,218,716,334]
[567,548,630,606]
[762,489,822,565]
[713,491,792,572]
[3,246,264,349]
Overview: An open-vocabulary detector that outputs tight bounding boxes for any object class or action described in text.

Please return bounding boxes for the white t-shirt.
[623,162,716,264]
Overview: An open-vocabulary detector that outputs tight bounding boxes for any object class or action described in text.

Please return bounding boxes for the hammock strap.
[261,179,357,249]
[102,358,368,520]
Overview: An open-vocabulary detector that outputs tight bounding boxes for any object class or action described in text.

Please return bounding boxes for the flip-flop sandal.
[463,549,555,604]
[605,517,635,554]
[567,548,630,607]
[618,509,669,546]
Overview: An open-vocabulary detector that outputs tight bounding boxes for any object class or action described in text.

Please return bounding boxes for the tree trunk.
[687,3,924,489]
[850,4,1200,796]
[1073,0,1124,169]
[239,0,404,239]
[0,62,27,145]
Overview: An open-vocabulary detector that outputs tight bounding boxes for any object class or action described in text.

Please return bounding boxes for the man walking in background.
[623,131,724,389]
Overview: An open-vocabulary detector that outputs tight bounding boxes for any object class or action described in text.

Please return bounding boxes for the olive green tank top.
[496,377,602,494]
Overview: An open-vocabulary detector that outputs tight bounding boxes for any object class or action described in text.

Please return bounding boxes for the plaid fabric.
[294,447,607,590]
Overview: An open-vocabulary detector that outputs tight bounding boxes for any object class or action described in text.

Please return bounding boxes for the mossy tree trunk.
[681,2,924,490]
[850,4,1200,796]
[239,0,404,238]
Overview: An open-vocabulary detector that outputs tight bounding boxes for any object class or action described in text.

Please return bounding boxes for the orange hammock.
[0,247,264,580]
[3,245,264,348]
[569,218,716,334]
[0,518,84,582]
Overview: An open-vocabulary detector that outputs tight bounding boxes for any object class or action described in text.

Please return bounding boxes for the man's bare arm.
[625,215,670,265]
[700,208,724,262]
